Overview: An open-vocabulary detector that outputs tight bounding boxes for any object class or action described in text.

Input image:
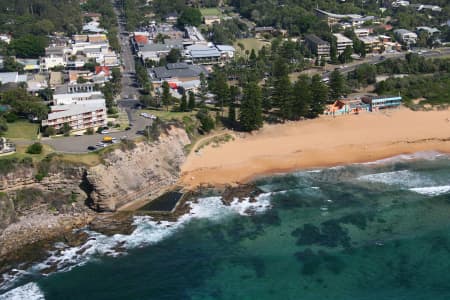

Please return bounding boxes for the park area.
[3,121,39,140]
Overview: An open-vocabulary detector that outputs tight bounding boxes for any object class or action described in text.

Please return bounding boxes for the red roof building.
[95,66,110,77]
[134,35,149,45]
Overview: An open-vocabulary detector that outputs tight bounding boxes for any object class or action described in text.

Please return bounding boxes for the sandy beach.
[180,108,450,187]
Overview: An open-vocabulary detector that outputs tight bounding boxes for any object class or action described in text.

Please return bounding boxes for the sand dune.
[180,108,450,188]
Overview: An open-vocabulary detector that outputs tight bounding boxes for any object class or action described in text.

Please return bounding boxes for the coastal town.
[1,0,450,298]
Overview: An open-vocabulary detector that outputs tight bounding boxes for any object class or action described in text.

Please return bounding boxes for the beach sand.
[180,108,450,188]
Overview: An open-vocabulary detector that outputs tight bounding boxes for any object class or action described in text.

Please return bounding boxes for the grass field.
[200,8,222,16]
[3,121,39,140]
[141,109,196,122]
[234,38,271,54]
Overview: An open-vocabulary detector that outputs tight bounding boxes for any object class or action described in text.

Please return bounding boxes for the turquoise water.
[2,153,450,299]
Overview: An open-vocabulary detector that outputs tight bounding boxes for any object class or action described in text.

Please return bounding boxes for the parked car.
[125,126,131,131]
[101,130,109,134]
[87,146,97,151]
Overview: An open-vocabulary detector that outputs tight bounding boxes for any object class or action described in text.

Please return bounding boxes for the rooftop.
[150,64,208,80]
[48,102,105,120]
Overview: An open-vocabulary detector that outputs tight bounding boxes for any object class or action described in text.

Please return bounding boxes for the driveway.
[43,111,153,153]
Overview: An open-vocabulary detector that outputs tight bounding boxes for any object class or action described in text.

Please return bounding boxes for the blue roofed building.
[362,95,402,111]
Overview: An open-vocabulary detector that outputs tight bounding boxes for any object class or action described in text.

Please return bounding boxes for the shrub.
[43,126,56,137]
[4,112,18,123]
[26,142,43,154]
[85,128,94,135]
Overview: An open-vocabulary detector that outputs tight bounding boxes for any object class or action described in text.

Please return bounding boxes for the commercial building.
[185,44,221,64]
[362,95,402,111]
[333,33,353,54]
[305,35,330,59]
[315,8,375,27]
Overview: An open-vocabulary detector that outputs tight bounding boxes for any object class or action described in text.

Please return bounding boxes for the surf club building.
[362,95,402,111]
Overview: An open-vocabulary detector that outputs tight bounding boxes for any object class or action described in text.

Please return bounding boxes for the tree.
[329,70,346,100]
[62,123,72,136]
[0,117,8,135]
[292,75,312,119]
[211,72,229,115]
[166,48,181,63]
[177,7,202,27]
[309,75,328,118]
[228,101,236,124]
[239,82,263,131]
[2,56,23,72]
[199,73,208,106]
[8,35,47,58]
[196,109,215,133]
[43,126,56,137]
[180,92,187,112]
[26,143,43,154]
[188,91,196,110]
[338,46,353,64]
[161,81,171,111]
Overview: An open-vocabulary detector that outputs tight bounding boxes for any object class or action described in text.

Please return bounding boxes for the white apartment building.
[42,102,107,131]
[333,33,354,54]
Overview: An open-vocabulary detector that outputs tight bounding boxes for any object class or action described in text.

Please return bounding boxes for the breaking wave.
[0,194,272,294]
[0,283,45,300]
[409,185,450,196]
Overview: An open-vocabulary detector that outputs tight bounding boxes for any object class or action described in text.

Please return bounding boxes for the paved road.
[113,2,139,101]
[322,48,450,79]
[44,111,153,153]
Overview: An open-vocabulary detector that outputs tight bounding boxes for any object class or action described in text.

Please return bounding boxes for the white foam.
[360,151,446,166]
[357,170,433,187]
[2,193,273,289]
[0,283,45,300]
[409,185,450,196]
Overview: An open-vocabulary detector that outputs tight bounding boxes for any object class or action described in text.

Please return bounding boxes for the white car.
[101,130,109,134]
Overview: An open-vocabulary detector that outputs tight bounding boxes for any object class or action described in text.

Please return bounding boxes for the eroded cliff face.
[0,126,191,259]
[86,126,191,211]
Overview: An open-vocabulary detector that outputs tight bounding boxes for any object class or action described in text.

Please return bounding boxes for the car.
[125,126,131,131]
[101,130,109,134]
[75,132,83,136]
[87,146,97,151]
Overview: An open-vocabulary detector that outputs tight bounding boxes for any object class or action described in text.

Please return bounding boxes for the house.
[83,12,102,22]
[53,83,104,105]
[362,95,402,111]
[0,34,12,44]
[82,21,107,34]
[185,26,208,45]
[304,35,330,60]
[49,71,63,88]
[333,33,353,54]
[411,4,442,12]
[394,29,418,45]
[40,55,66,70]
[416,26,440,37]
[16,59,40,72]
[27,74,48,94]
[0,137,15,155]
[139,43,173,62]
[392,0,410,7]
[164,12,179,24]
[42,102,107,132]
[204,15,221,26]
[185,44,221,64]
[0,72,27,84]
[216,45,236,59]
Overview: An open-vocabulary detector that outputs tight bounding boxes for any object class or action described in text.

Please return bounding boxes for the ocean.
[1,152,450,300]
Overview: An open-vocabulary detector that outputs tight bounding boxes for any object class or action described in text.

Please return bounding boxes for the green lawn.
[141,109,196,122]
[3,121,39,140]
[200,8,222,16]
[234,38,271,54]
